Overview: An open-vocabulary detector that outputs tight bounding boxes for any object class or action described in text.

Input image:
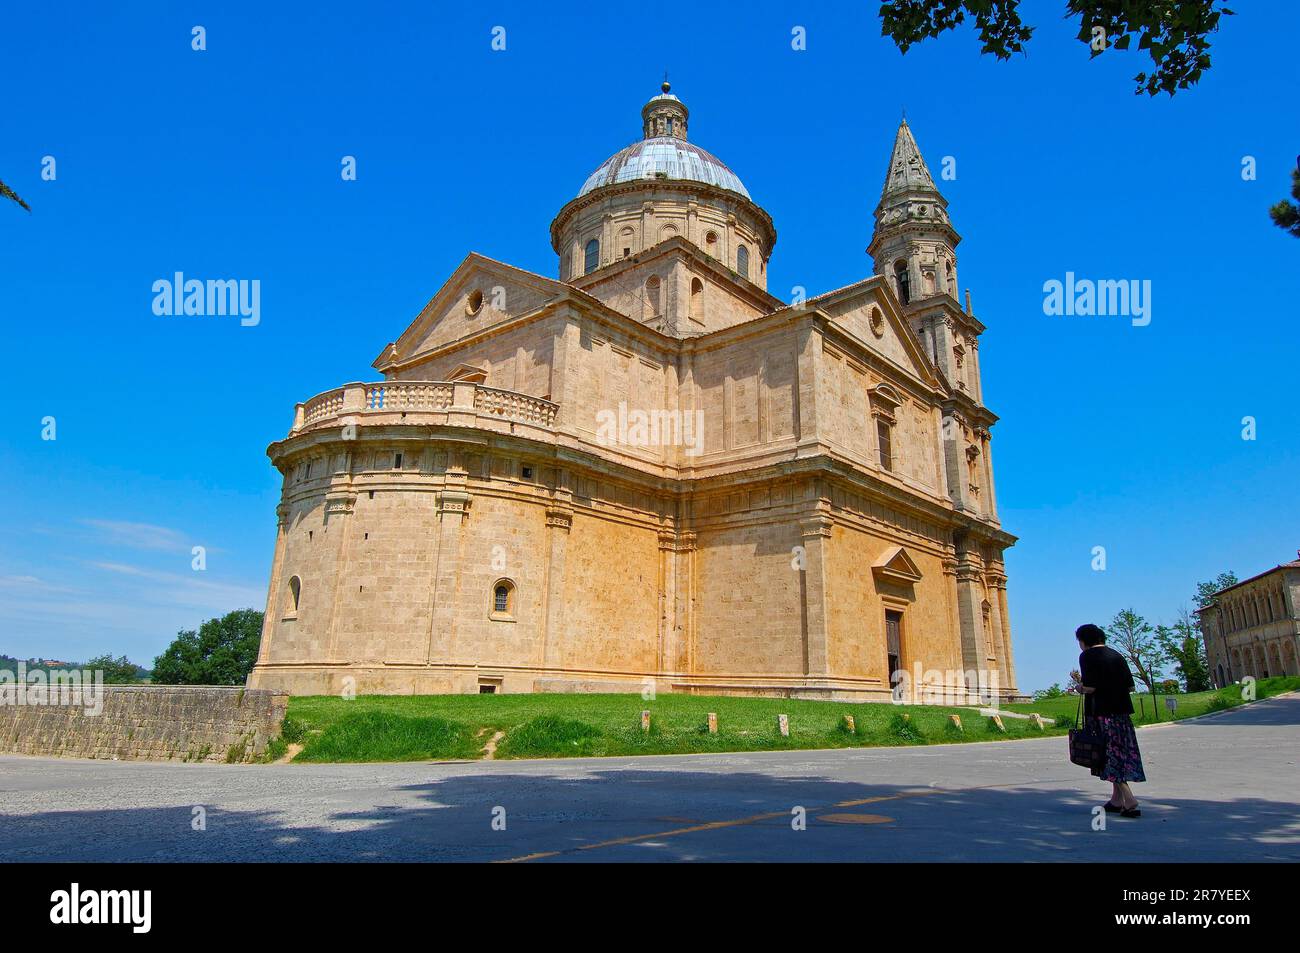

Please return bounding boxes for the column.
[953,538,985,685]
[799,510,833,678]
[540,502,572,671]
[427,482,470,664]
[321,488,357,664]
[255,503,291,668]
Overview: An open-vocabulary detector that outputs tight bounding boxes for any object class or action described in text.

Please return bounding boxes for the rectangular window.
[877,420,893,471]
[393,452,403,469]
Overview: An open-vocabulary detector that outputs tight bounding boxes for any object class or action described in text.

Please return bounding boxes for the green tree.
[1105,608,1165,698]
[84,653,145,684]
[1157,608,1211,692]
[151,608,264,685]
[1,178,31,212]
[879,1,1235,96]
[1270,170,1300,239]
[1194,571,1238,612]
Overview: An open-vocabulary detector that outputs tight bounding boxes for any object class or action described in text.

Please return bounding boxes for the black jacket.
[1080,645,1136,717]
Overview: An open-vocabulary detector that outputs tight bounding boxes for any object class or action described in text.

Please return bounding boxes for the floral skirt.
[1087,714,1146,783]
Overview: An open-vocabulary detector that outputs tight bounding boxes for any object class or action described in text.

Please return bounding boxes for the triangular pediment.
[809,278,941,390]
[872,546,923,585]
[373,254,567,373]
[446,363,487,383]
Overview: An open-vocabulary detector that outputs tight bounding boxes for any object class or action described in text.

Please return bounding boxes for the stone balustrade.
[292,381,558,435]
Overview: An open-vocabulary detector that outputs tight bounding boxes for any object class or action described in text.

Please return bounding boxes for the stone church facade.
[247,84,1022,702]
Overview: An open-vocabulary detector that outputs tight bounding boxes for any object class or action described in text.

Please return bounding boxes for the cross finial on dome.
[662,71,670,94]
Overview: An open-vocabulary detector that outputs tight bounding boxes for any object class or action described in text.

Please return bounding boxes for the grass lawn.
[274,675,1300,763]
[1004,675,1300,727]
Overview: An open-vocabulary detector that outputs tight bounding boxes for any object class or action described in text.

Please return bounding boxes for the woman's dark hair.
[1075,623,1107,647]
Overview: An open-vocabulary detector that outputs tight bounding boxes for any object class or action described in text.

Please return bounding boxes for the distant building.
[1198,553,1300,686]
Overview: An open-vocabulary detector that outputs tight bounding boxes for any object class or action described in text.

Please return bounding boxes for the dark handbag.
[1067,696,1106,770]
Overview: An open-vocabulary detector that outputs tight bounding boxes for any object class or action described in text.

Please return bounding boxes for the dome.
[577,137,751,199]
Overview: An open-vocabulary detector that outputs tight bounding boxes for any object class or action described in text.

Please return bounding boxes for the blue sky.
[1,2,1296,690]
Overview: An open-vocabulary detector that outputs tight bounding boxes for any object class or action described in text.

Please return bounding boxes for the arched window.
[689,277,704,323]
[645,275,662,318]
[285,575,301,619]
[894,260,910,305]
[736,245,749,279]
[584,239,599,275]
[490,579,516,620]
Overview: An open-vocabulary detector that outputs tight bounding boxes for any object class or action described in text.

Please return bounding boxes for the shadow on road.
[4,766,1297,862]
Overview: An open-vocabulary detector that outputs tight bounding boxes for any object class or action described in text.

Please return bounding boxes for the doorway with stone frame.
[885,609,904,694]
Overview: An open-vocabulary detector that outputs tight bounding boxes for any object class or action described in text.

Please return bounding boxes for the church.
[246,84,1022,702]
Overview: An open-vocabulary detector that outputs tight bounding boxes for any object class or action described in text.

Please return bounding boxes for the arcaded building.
[247,84,1021,701]
[1198,555,1300,687]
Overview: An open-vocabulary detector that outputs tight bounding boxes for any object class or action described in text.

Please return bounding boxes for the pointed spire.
[881,117,938,200]
[872,116,952,235]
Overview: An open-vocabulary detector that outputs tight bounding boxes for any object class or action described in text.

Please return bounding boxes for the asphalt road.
[2,694,1297,862]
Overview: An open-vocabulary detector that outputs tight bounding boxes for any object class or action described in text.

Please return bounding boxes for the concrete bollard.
[777,714,790,737]
[641,710,651,732]
[948,714,963,732]
[707,712,718,734]
[1029,713,1046,730]
[841,714,855,733]
[989,714,1006,733]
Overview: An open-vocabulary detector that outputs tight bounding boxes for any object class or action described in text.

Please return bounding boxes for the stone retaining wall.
[0,685,288,763]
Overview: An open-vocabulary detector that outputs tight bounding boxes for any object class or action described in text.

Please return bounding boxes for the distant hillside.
[1,653,150,681]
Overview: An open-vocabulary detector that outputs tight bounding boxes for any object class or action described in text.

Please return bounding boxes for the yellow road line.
[494,787,949,863]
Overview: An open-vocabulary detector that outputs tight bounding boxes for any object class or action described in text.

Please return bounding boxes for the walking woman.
[1075,623,1146,818]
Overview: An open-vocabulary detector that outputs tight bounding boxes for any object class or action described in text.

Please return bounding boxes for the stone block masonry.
[0,685,287,763]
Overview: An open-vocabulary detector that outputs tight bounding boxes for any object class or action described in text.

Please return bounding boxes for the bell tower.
[868,118,960,306]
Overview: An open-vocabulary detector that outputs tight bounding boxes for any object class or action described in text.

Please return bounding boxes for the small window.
[285,575,301,618]
[645,275,662,317]
[479,684,497,695]
[584,239,599,275]
[393,452,403,469]
[521,466,534,480]
[736,245,749,279]
[490,579,516,620]
[877,419,893,471]
[894,260,910,305]
[689,277,704,322]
